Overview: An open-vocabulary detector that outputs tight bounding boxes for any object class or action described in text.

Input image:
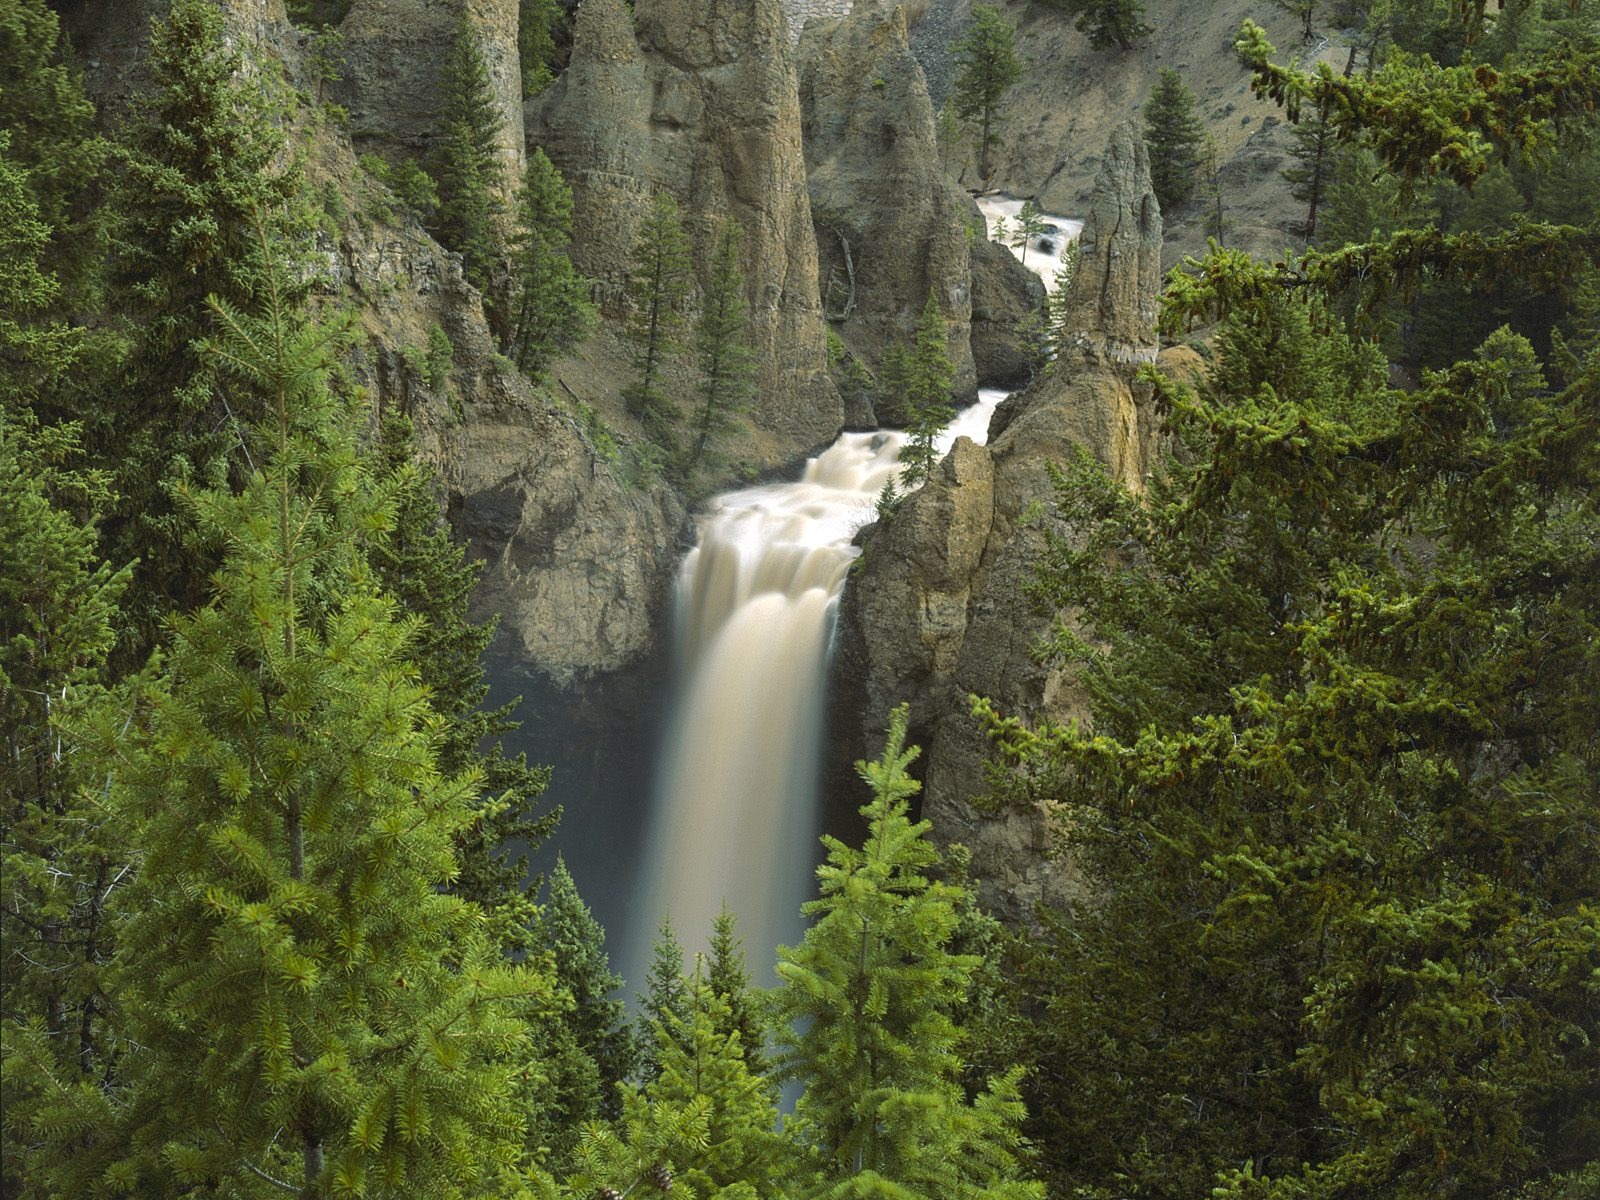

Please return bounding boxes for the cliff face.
[340,0,526,198]
[531,0,842,464]
[796,1,979,406]
[831,122,1166,922]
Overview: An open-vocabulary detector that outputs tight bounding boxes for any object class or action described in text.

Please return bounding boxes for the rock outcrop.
[969,235,1046,387]
[830,121,1164,923]
[796,1,979,407]
[531,0,842,464]
[338,0,525,198]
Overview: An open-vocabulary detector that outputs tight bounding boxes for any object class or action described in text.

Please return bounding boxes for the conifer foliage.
[772,706,1041,1200]
[1047,0,1153,51]
[951,5,1023,184]
[1142,68,1205,212]
[686,219,756,476]
[97,253,553,1199]
[505,147,593,380]
[624,192,694,443]
[431,17,506,294]
[894,292,957,488]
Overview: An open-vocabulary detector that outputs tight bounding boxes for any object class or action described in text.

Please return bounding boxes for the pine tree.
[686,218,755,476]
[519,0,561,97]
[97,0,301,657]
[93,246,553,1199]
[951,4,1022,184]
[0,0,105,318]
[895,291,957,488]
[706,903,767,1077]
[0,411,131,1199]
[1010,199,1047,267]
[636,917,690,1083]
[772,706,1042,1200]
[538,857,638,1121]
[505,147,593,379]
[1273,0,1318,43]
[1142,68,1205,212]
[0,132,79,411]
[1046,0,1153,51]
[367,413,556,959]
[624,191,693,444]
[431,17,506,294]
[1282,99,1336,244]
[565,971,789,1200]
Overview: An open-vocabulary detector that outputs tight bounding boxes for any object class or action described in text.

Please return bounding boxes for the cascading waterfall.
[629,196,1079,983]
[632,390,1010,980]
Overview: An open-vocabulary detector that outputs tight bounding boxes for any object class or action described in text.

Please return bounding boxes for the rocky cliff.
[830,122,1168,922]
[530,0,842,465]
[795,1,979,408]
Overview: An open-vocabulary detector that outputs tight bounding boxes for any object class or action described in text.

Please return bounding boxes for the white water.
[973,194,1083,292]
[634,388,1010,980]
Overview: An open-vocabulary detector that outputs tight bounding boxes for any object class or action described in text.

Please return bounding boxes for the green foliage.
[1010,199,1046,267]
[519,0,562,97]
[285,0,354,28]
[565,972,788,1200]
[0,133,80,410]
[624,192,694,445]
[537,859,638,1124]
[0,0,105,316]
[366,413,555,960]
[95,0,303,656]
[98,258,555,1198]
[359,151,441,226]
[1281,99,1336,243]
[772,706,1042,1200]
[1143,68,1205,212]
[430,18,506,293]
[952,5,1022,183]
[706,905,767,1078]
[506,147,593,379]
[636,917,690,1083]
[1043,0,1153,51]
[894,291,957,488]
[0,411,131,1199]
[686,219,756,477]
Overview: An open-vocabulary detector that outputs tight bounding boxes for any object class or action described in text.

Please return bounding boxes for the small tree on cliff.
[952,4,1022,184]
[1143,69,1205,212]
[1048,0,1153,51]
[431,18,505,293]
[624,191,694,445]
[895,291,957,488]
[686,218,756,476]
[505,147,593,379]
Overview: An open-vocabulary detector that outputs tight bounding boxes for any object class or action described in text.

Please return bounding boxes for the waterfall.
[632,389,1010,981]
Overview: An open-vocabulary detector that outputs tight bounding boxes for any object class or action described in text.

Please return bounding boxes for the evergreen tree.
[1273,0,1318,43]
[623,191,694,444]
[565,971,789,1200]
[1010,199,1047,267]
[93,252,553,1199]
[0,0,105,317]
[686,218,756,476]
[95,0,302,658]
[1142,68,1205,212]
[431,17,506,294]
[538,857,638,1121]
[1047,0,1153,51]
[367,412,556,959]
[772,706,1042,1200]
[1282,99,1335,243]
[0,132,78,411]
[505,147,593,379]
[0,411,130,1199]
[951,4,1022,184]
[519,0,561,97]
[895,291,957,488]
[636,917,690,1083]
[706,903,767,1077]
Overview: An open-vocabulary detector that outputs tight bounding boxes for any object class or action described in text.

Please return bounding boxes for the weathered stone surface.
[531,0,842,465]
[338,0,525,199]
[797,1,979,406]
[970,234,1046,387]
[831,122,1164,921]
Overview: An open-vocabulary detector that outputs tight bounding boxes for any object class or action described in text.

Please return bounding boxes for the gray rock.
[797,0,979,406]
[970,235,1046,388]
[531,0,842,464]
[831,122,1164,921]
